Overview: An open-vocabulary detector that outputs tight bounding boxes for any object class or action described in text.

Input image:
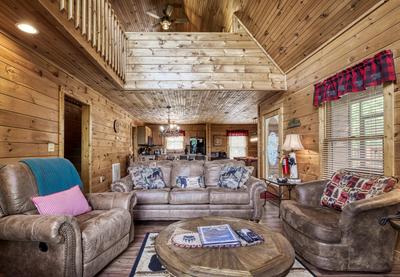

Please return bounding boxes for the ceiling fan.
[146,4,189,31]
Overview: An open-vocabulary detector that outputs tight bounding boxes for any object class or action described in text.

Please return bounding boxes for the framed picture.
[213,135,225,146]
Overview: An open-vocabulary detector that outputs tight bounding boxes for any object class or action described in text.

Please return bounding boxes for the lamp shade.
[282,134,304,151]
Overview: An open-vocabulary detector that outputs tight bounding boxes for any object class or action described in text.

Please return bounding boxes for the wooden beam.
[384,82,395,176]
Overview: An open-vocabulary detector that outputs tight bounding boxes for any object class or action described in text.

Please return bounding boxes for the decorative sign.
[287,118,301,129]
[213,135,225,147]
[267,132,279,166]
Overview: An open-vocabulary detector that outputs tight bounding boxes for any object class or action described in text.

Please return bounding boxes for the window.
[165,136,184,151]
[228,136,248,159]
[322,86,384,178]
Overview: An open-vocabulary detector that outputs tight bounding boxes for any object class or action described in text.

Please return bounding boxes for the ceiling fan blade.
[174,17,189,24]
[146,11,161,19]
[165,5,174,17]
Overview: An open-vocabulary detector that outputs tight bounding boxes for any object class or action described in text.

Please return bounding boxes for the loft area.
[0,1,399,277]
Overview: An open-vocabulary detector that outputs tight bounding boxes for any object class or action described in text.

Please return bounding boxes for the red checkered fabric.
[313,50,396,107]
[320,170,397,211]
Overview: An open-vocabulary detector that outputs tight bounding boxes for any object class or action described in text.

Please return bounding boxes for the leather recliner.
[0,162,137,277]
[280,179,400,272]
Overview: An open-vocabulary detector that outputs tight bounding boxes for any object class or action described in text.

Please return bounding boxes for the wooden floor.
[98,202,400,277]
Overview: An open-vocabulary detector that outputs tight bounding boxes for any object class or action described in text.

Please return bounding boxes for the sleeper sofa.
[111,159,267,221]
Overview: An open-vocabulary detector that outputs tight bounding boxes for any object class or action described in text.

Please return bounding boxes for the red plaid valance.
[177,130,185,136]
[227,130,249,137]
[313,50,396,107]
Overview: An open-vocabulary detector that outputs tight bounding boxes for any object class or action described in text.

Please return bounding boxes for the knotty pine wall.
[259,0,400,182]
[0,32,138,192]
[125,32,286,90]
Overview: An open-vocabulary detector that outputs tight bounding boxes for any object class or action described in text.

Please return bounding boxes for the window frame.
[228,135,248,159]
[319,82,395,178]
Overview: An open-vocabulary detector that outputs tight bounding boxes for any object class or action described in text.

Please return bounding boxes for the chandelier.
[160,106,181,137]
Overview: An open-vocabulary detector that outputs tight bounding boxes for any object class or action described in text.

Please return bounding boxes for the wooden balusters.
[57,0,126,80]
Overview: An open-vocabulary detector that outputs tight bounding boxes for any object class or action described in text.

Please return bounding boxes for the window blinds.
[322,85,384,178]
[228,136,248,159]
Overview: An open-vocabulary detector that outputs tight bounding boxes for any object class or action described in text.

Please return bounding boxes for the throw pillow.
[238,166,254,187]
[31,185,91,216]
[218,165,250,189]
[320,170,397,211]
[176,176,205,188]
[129,166,166,189]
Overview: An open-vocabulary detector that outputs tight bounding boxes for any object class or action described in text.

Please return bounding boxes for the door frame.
[260,108,283,179]
[59,86,92,193]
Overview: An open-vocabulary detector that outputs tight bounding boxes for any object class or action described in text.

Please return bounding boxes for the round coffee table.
[155,216,295,277]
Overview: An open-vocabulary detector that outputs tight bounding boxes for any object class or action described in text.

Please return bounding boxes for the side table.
[261,178,301,217]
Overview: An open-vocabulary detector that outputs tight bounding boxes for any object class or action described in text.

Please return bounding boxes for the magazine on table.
[197,224,240,247]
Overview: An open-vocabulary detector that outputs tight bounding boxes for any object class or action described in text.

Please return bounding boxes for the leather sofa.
[111,160,267,221]
[0,163,137,277]
[280,179,400,272]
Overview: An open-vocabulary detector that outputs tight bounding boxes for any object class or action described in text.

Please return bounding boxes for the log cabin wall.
[259,0,400,181]
[0,32,138,192]
[124,32,286,90]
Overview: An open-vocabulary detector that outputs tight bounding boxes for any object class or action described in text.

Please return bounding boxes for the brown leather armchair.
[0,163,136,277]
[281,180,400,272]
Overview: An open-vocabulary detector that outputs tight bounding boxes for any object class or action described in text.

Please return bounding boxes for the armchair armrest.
[295,180,329,207]
[86,191,136,211]
[245,176,267,220]
[0,215,78,243]
[111,175,133,192]
[341,189,400,218]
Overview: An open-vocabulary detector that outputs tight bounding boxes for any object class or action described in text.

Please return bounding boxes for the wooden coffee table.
[155,216,295,277]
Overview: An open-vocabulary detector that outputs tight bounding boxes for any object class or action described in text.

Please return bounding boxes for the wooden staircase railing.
[58,0,126,81]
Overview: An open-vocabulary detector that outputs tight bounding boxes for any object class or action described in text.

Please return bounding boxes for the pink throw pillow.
[31,185,92,216]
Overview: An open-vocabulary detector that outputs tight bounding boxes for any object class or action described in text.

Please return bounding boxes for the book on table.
[197,224,241,247]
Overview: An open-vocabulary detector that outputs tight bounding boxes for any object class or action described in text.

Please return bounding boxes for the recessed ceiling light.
[16,23,39,34]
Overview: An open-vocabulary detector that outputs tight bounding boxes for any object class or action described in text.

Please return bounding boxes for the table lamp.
[282,134,304,181]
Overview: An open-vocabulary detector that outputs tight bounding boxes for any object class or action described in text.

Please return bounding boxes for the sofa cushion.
[204,160,245,187]
[320,170,397,211]
[169,188,209,204]
[209,188,250,205]
[135,188,170,204]
[171,161,204,187]
[76,208,131,263]
[281,200,342,243]
[129,167,166,189]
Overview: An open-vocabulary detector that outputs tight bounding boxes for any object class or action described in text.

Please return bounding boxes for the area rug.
[130,232,315,277]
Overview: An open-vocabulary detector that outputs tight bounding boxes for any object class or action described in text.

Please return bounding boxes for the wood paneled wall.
[125,32,286,90]
[259,0,400,182]
[0,32,138,192]
[208,124,258,157]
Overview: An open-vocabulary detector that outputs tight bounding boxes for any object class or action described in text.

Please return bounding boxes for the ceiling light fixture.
[160,106,181,137]
[16,23,39,34]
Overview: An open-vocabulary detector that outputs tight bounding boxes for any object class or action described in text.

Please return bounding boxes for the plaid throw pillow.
[320,170,397,211]
[128,166,166,189]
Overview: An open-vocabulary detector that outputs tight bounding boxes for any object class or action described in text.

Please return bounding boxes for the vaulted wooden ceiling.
[111,0,382,72]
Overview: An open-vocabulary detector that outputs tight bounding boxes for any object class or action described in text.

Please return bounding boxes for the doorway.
[63,95,91,192]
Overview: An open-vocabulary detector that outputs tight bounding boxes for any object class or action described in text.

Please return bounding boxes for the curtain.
[313,50,396,107]
[227,130,249,136]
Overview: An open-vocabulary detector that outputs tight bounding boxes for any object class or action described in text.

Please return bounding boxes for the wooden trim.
[232,14,286,78]
[81,99,92,193]
[384,82,395,176]
[58,86,65,157]
[318,104,327,178]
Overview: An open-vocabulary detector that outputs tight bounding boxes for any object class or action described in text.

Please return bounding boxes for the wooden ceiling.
[111,0,245,32]
[112,90,274,124]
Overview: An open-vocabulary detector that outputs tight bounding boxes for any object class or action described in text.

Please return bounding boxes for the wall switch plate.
[99,176,105,183]
[48,143,55,152]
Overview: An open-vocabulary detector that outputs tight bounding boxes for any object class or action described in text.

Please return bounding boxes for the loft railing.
[58,0,126,81]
